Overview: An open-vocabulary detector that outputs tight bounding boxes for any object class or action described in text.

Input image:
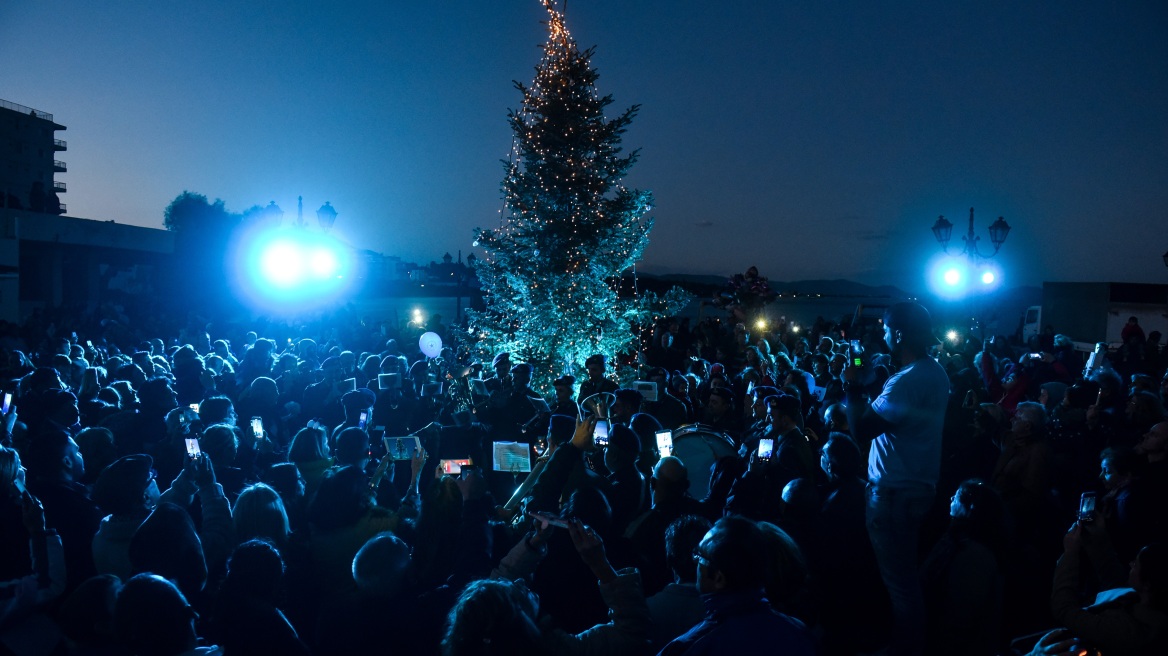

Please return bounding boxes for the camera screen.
[655,430,672,457]
[758,438,774,460]
[593,420,610,446]
[185,438,201,458]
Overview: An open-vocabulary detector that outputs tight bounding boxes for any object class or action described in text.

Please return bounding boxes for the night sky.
[3,1,1166,291]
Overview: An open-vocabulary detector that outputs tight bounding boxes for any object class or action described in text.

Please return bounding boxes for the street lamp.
[932,207,1010,258]
[316,201,337,233]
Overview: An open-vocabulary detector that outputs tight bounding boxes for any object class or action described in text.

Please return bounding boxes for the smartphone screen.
[850,340,863,367]
[12,475,27,496]
[758,438,775,461]
[185,438,202,459]
[342,378,357,392]
[593,420,610,446]
[1078,492,1096,521]
[2,393,11,414]
[655,430,673,457]
[189,403,200,413]
[439,459,472,475]
[359,411,368,429]
[251,417,264,439]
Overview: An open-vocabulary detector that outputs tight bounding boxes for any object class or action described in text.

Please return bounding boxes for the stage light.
[227,224,358,313]
[981,270,995,285]
[943,268,962,286]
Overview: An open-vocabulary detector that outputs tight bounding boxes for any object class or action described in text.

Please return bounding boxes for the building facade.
[1,98,67,215]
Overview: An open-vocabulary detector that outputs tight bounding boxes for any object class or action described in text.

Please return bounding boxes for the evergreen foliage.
[469,1,691,387]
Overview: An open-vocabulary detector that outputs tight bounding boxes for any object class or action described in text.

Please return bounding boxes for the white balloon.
[419,332,443,359]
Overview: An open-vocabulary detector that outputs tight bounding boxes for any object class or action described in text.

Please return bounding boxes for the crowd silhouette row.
[0,301,1166,656]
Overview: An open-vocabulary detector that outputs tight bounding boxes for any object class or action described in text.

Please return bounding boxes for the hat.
[342,388,377,410]
[608,423,641,454]
[552,375,576,388]
[93,454,154,516]
[1040,381,1068,407]
[883,302,940,346]
[768,393,801,421]
[492,352,511,367]
[646,367,670,380]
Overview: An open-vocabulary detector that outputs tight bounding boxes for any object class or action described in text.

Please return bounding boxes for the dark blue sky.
[3,1,1166,290]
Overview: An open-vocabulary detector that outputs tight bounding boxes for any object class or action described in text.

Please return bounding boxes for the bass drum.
[671,424,737,500]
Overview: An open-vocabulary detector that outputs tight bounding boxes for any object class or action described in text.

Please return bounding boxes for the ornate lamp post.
[316,202,338,233]
[931,207,1011,259]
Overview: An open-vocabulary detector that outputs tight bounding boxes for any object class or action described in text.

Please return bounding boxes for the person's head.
[551,375,575,403]
[241,376,280,410]
[128,503,208,598]
[233,483,291,545]
[694,516,769,594]
[820,432,862,482]
[611,389,643,423]
[334,427,371,468]
[948,479,1005,543]
[93,454,158,518]
[26,428,84,483]
[665,514,712,584]
[510,363,533,388]
[757,521,809,612]
[138,377,178,414]
[1126,390,1165,427]
[222,539,285,604]
[651,456,689,506]
[766,394,801,431]
[263,462,306,503]
[823,403,849,433]
[308,466,373,533]
[200,424,240,467]
[1038,382,1068,410]
[562,486,613,538]
[1011,402,1048,441]
[585,354,607,382]
[341,388,376,423]
[442,578,542,656]
[706,387,732,421]
[353,532,411,595]
[288,426,329,463]
[58,574,122,650]
[197,395,236,426]
[1100,446,1140,491]
[74,427,117,484]
[114,574,198,656]
[1136,422,1168,463]
[883,302,938,358]
[603,424,641,474]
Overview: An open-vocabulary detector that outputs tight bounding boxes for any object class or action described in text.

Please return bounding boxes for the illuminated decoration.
[926,253,1002,299]
[467,0,689,389]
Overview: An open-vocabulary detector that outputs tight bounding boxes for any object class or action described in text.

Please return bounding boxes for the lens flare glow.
[227,225,358,313]
[981,270,995,285]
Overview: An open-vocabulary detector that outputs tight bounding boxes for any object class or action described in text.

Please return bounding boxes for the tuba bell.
[578,392,616,423]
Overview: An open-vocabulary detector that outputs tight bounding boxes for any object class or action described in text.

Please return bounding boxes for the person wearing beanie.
[611,389,643,426]
[550,375,577,416]
[92,454,161,581]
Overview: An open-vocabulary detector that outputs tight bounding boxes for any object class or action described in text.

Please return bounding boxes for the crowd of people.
[0,298,1166,656]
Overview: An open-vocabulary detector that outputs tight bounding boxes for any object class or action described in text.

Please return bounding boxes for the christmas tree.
[468,0,690,388]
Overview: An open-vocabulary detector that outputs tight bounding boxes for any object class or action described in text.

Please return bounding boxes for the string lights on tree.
[467,0,689,388]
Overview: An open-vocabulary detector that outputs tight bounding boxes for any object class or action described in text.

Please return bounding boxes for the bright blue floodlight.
[980,270,995,285]
[228,225,357,312]
[943,268,962,286]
